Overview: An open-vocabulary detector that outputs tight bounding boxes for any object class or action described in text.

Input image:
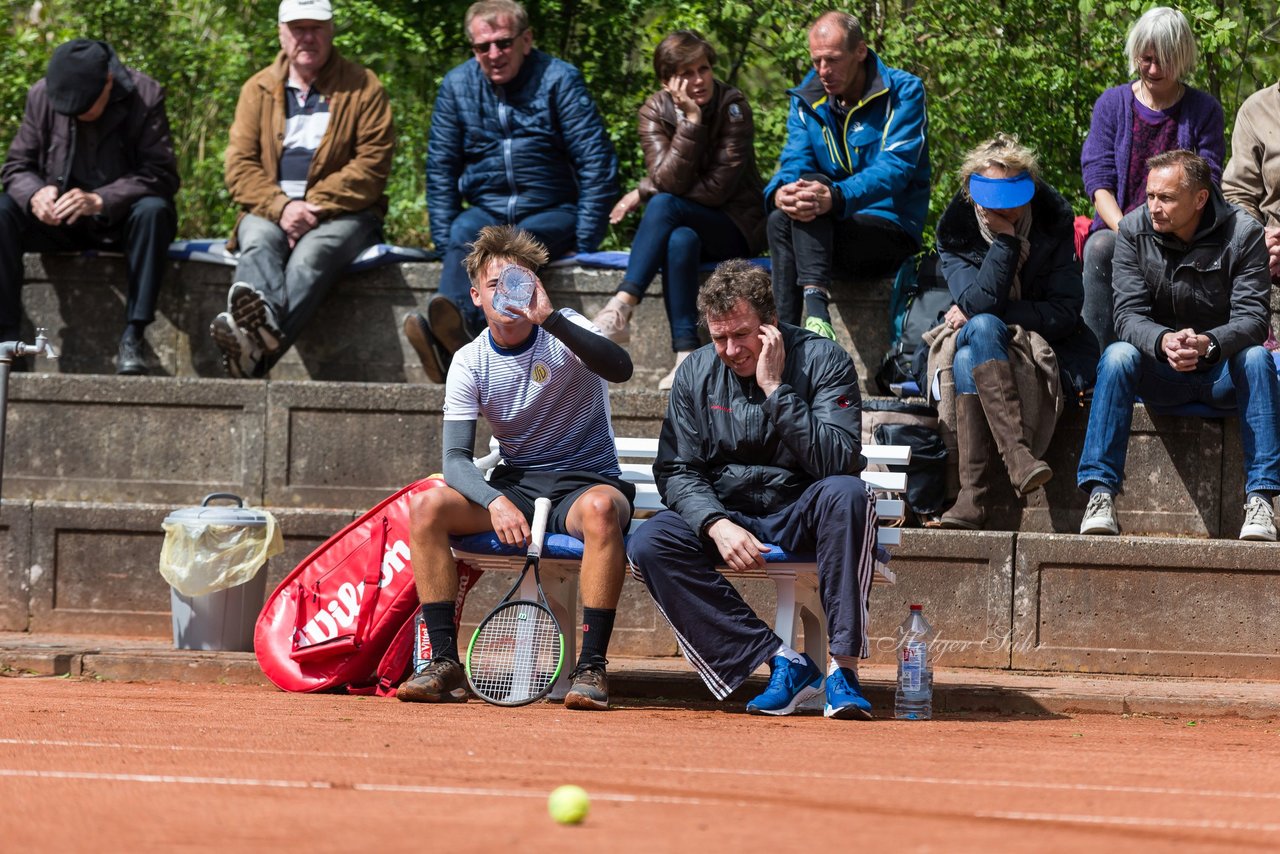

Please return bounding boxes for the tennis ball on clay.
[547,784,590,825]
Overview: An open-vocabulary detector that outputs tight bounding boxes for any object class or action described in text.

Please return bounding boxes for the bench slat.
[489,436,912,467]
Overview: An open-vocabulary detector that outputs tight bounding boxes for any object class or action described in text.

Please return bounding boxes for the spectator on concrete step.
[0,39,179,375]
[935,135,1097,531]
[1080,6,1224,351]
[406,0,618,384]
[1222,77,1280,348]
[214,0,394,379]
[593,30,765,390]
[764,10,929,342]
[1077,150,1279,542]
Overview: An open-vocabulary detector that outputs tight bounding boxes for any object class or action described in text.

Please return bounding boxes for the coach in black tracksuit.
[627,259,879,719]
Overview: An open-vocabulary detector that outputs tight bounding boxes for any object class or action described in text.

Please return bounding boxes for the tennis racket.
[465,496,565,706]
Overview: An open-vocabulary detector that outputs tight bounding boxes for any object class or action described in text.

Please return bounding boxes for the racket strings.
[468,601,563,704]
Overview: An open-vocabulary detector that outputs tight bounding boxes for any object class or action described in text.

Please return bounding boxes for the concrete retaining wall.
[4,258,1277,678]
[17,254,893,393]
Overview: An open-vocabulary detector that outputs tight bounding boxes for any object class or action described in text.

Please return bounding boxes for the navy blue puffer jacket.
[426,50,618,253]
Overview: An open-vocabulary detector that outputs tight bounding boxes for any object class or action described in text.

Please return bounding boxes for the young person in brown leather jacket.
[593,31,764,389]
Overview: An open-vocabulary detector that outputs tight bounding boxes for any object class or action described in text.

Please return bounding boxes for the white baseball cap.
[279,0,333,22]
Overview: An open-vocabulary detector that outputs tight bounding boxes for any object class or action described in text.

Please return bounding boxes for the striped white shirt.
[279,82,330,199]
[443,310,621,476]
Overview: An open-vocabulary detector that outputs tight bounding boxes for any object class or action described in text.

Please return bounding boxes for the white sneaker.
[657,350,693,391]
[1240,495,1277,541]
[591,296,633,344]
[1079,491,1119,535]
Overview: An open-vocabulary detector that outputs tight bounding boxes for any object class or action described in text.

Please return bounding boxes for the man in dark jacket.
[1077,150,1280,541]
[405,0,618,382]
[764,11,930,341]
[212,0,394,379]
[627,259,880,719]
[0,39,179,374]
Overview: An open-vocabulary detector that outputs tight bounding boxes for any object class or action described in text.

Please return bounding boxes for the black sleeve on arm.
[541,310,633,382]
[442,419,502,509]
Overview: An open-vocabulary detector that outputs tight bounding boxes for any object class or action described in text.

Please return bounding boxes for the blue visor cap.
[969,172,1036,209]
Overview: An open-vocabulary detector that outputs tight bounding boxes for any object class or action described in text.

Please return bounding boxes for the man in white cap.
[0,38,179,374]
[215,0,394,378]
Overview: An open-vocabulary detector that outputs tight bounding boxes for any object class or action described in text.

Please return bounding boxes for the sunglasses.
[470,31,524,54]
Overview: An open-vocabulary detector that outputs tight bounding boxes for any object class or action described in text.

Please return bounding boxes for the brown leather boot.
[972,360,1052,495]
[941,394,993,529]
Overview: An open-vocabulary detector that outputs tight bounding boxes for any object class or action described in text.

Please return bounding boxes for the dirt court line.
[4,736,1279,803]
[5,765,1280,837]
[976,811,1280,834]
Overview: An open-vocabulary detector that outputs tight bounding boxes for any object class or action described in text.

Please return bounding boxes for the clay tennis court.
[2,678,1277,851]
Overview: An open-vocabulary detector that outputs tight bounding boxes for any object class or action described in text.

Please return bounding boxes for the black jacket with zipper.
[654,323,863,537]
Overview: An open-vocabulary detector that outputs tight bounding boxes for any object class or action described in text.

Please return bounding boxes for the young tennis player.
[399,226,635,711]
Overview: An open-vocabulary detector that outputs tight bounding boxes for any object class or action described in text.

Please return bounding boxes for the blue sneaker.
[824,666,873,720]
[746,654,824,716]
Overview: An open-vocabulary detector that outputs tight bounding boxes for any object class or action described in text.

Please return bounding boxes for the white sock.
[774,644,805,666]
[829,655,859,676]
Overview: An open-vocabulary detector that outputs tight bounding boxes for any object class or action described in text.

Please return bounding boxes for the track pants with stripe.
[627,475,878,700]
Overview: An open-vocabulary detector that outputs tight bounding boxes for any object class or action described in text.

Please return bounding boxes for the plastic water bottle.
[492,265,536,318]
[894,604,933,720]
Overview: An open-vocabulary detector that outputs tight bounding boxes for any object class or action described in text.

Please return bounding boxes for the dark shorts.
[487,466,637,535]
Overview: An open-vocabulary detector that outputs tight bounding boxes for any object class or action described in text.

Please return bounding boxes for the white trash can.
[160,494,282,651]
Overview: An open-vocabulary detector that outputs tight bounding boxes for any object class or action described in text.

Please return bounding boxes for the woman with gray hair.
[936,135,1097,530]
[1080,6,1224,348]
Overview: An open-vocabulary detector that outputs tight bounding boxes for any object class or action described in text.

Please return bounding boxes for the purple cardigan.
[1080,83,1225,232]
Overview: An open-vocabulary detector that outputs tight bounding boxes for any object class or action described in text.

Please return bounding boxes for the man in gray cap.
[214,0,394,378]
[0,39,180,374]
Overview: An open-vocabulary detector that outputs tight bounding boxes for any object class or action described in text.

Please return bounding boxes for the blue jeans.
[619,193,749,352]
[1077,341,1280,495]
[437,206,577,334]
[952,313,1012,395]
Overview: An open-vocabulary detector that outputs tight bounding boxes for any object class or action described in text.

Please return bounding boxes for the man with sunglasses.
[408,0,618,382]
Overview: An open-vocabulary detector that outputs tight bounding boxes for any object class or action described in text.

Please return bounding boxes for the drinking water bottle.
[894,604,933,720]
[493,265,536,318]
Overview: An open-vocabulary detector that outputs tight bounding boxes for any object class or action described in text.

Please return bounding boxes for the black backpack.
[876,252,951,395]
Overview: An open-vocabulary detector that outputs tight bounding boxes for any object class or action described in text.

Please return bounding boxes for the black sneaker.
[564,663,609,711]
[116,331,146,375]
[402,311,449,383]
[397,657,466,703]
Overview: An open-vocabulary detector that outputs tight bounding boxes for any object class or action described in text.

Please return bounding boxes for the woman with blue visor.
[935,134,1098,530]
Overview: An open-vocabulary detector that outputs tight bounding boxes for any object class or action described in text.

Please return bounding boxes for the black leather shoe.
[403,312,449,383]
[117,333,146,375]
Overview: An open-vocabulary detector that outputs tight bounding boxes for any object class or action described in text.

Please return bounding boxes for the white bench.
[452,436,910,701]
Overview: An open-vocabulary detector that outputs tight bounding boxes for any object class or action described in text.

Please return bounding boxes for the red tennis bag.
[254,477,480,693]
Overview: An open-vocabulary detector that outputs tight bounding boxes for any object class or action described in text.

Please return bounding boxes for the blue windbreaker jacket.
[426,50,618,253]
[764,51,931,244]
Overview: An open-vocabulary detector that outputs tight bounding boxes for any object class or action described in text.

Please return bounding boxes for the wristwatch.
[1203,336,1220,364]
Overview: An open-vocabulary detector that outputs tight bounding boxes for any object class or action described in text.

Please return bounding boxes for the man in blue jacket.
[406,0,618,382]
[765,11,930,340]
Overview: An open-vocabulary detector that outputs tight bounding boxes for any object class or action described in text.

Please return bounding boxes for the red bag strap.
[348,515,389,649]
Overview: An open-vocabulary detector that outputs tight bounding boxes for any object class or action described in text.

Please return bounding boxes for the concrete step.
[3,632,1277,719]
[18,254,894,393]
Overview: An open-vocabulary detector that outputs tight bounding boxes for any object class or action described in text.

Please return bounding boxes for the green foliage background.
[2,0,1277,248]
